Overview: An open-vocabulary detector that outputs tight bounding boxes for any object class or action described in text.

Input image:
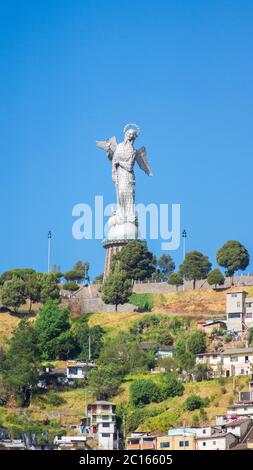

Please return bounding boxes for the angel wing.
[96,136,117,161]
[135,146,153,176]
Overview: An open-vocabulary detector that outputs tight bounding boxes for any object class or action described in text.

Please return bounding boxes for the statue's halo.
[123,123,140,137]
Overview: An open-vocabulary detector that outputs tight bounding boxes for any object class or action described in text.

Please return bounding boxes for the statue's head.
[123,123,140,143]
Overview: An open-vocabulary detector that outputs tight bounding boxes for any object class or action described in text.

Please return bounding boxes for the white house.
[196,352,223,376]
[196,347,253,377]
[226,291,253,332]
[222,347,253,377]
[66,361,95,380]
[226,403,253,418]
[196,432,238,450]
[85,401,117,450]
[224,417,251,439]
[53,435,87,450]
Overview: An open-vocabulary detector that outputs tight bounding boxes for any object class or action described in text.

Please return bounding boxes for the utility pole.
[88,335,91,362]
[182,229,187,291]
[47,231,52,273]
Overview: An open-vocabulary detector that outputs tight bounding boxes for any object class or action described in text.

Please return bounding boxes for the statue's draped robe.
[112,142,136,222]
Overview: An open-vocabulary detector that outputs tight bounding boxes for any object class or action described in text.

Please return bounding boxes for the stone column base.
[102,239,130,279]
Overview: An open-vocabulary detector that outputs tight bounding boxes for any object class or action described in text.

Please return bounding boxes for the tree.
[187,331,206,355]
[24,273,42,312]
[39,273,60,303]
[1,277,26,312]
[157,254,175,279]
[179,251,212,289]
[193,364,212,382]
[174,338,195,370]
[88,366,121,400]
[35,300,71,359]
[101,265,132,311]
[162,374,184,398]
[168,272,183,291]
[1,320,39,404]
[184,395,204,411]
[130,379,162,406]
[207,269,225,289]
[0,268,35,283]
[93,274,104,285]
[64,260,89,284]
[216,240,250,284]
[111,240,156,283]
[74,324,104,360]
[248,328,253,346]
[64,281,79,292]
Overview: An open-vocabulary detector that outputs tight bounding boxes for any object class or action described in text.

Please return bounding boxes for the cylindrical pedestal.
[102,239,130,280]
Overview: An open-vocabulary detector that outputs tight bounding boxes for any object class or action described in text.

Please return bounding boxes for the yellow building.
[157,434,196,450]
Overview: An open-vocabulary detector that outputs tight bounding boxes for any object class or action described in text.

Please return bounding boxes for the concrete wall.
[63,275,253,314]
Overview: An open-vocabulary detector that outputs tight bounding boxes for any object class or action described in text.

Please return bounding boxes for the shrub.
[184,395,204,411]
[162,374,184,398]
[47,391,66,406]
[129,293,154,312]
[130,379,163,407]
[187,331,206,355]
[64,281,79,291]
[248,328,253,346]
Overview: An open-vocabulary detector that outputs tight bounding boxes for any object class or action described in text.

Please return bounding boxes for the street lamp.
[182,230,187,291]
[47,230,52,273]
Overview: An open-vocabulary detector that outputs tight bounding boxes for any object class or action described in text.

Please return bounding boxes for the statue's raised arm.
[136,146,153,176]
[96,136,117,161]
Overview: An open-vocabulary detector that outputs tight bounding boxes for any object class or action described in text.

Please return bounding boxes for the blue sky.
[1,0,253,279]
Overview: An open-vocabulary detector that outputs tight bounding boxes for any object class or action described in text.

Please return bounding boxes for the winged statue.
[96,124,153,241]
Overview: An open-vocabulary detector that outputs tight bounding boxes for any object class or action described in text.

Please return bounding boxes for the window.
[245,356,249,362]
[102,405,109,410]
[237,302,241,307]
[213,441,216,445]
[102,433,110,438]
[241,369,244,375]
[231,294,237,298]
[68,367,78,375]
[179,441,189,447]
[246,313,252,318]
[230,356,238,362]
[228,313,241,318]
[102,415,109,420]
[102,423,110,428]
[202,442,206,447]
[160,442,170,448]
[203,429,206,434]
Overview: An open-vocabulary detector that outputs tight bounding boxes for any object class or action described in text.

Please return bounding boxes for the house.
[197,319,227,334]
[66,361,86,379]
[126,433,156,450]
[85,401,117,450]
[223,418,252,439]
[66,360,96,380]
[226,403,253,418]
[226,291,253,332]
[166,429,197,450]
[196,348,253,377]
[54,435,87,450]
[196,432,238,450]
[38,367,68,389]
[156,345,174,358]
[222,347,253,377]
[238,376,253,402]
[196,352,223,376]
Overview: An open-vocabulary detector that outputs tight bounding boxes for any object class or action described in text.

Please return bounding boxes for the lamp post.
[182,230,187,291]
[47,230,52,273]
